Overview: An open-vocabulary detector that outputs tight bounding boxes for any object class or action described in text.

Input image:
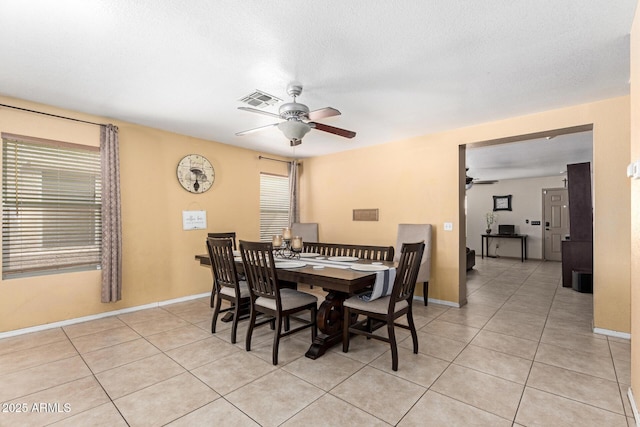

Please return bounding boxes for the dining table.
[195,252,395,359]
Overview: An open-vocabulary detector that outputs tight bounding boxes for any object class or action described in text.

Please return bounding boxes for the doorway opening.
[460,124,593,303]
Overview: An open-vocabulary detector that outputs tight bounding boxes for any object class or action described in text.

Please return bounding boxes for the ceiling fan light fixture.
[279,102,309,119]
[237,82,355,144]
[278,120,311,142]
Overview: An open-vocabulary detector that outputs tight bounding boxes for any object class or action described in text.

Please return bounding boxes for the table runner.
[275,256,396,301]
[357,268,396,301]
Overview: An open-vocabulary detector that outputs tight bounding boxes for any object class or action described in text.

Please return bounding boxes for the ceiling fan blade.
[235,123,279,136]
[237,106,281,119]
[308,122,356,139]
[308,107,341,120]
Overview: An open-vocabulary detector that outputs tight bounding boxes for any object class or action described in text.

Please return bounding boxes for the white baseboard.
[629,388,639,427]
[0,292,210,340]
[158,293,210,307]
[414,296,460,308]
[593,327,631,340]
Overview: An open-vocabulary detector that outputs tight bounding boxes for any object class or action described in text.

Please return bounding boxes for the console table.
[481,234,528,262]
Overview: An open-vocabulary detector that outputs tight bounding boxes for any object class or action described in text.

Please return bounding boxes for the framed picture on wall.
[493,195,512,211]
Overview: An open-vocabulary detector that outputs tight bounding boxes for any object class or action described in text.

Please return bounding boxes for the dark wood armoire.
[561,162,593,287]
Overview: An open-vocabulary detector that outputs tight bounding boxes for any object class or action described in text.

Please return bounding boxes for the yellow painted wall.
[0,94,633,336]
[300,96,631,332]
[0,96,289,332]
[300,136,463,304]
[629,1,640,405]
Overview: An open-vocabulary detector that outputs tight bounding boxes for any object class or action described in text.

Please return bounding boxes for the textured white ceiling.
[0,1,635,175]
[466,131,593,182]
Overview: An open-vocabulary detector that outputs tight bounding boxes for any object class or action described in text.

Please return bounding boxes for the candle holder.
[272,235,302,259]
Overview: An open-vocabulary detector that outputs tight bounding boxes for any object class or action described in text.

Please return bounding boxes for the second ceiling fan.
[236,83,356,146]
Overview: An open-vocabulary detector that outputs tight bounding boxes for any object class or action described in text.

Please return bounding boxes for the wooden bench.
[302,242,394,262]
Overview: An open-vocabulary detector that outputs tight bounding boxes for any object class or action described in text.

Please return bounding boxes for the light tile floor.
[0,257,634,426]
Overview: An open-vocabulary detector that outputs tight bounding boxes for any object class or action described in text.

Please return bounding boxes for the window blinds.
[2,134,102,278]
[259,173,290,242]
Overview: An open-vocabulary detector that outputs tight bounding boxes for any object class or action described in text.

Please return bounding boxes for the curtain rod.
[0,103,106,127]
[258,155,295,164]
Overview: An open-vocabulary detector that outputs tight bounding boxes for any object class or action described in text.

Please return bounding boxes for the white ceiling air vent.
[238,90,281,108]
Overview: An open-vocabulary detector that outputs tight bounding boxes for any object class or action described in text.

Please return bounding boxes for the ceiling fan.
[466,169,497,189]
[235,83,356,146]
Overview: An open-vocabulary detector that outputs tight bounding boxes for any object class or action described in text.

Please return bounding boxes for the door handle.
[545,222,550,226]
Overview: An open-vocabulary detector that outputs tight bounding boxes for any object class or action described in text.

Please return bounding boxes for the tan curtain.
[288,160,299,225]
[100,124,122,302]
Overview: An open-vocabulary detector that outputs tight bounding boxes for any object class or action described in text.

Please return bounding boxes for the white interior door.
[543,188,569,261]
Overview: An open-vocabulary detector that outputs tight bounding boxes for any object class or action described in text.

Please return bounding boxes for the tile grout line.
[511,260,561,424]
[1,259,628,426]
[59,326,131,426]
[607,335,634,419]
[469,260,545,424]
[406,259,538,424]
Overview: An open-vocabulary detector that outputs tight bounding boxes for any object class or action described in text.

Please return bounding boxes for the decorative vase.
[486,229,492,234]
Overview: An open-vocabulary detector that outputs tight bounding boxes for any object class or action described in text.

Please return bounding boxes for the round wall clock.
[176,154,215,193]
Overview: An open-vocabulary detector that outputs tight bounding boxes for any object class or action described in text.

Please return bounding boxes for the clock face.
[177,154,215,193]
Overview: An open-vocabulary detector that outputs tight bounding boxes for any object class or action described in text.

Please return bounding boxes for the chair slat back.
[206,237,239,292]
[391,242,426,306]
[239,240,280,303]
[208,232,237,250]
[303,242,394,261]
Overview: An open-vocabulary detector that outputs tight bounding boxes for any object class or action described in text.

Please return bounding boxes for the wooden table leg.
[482,235,485,259]
[305,290,348,359]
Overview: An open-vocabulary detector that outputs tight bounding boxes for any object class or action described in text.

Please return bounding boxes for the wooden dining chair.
[239,240,318,365]
[207,232,237,249]
[395,224,432,305]
[206,237,251,344]
[207,232,237,307]
[302,242,395,261]
[342,241,425,371]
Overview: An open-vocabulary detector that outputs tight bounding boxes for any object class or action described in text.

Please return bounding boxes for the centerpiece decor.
[272,227,303,259]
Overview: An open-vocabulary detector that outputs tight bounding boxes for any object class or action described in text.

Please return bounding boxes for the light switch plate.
[628,160,640,179]
[444,222,453,231]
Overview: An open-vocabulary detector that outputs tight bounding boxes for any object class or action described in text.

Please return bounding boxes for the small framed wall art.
[493,195,512,211]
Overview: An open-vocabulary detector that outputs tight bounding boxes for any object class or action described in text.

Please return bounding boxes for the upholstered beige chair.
[291,222,319,243]
[395,224,432,305]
